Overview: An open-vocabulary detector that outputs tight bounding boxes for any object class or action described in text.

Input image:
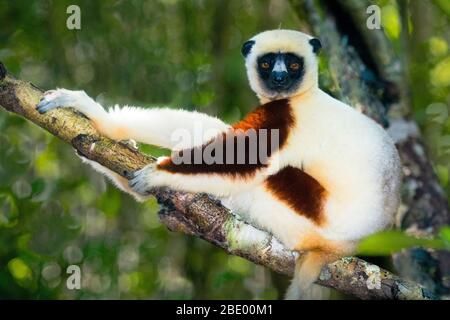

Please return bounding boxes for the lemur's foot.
[129,163,160,196]
[36,88,81,114]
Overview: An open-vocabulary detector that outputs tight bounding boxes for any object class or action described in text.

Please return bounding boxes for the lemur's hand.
[36,89,82,114]
[129,160,167,196]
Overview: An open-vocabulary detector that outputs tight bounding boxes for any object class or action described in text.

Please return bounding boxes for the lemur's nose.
[272,71,288,84]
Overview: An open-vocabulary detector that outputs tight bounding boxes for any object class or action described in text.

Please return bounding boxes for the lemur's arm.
[37,88,230,200]
[129,146,280,197]
[36,89,229,149]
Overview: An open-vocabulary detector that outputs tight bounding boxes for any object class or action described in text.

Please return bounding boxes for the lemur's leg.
[128,159,272,198]
[129,98,292,198]
[36,89,230,149]
[128,128,272,196]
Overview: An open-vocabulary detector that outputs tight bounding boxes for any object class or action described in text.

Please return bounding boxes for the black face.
[257,53,305,92]
[256,53,304,93]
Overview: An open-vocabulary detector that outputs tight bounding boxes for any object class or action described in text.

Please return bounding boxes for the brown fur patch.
[158,99,294,177]
[265,166,327,225]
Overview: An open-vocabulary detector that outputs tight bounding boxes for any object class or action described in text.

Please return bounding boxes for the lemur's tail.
[77,152,148,203]
[284,251,334,300]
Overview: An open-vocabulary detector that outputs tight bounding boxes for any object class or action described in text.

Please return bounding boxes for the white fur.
[103,106,229,149]
[273,58,288,72]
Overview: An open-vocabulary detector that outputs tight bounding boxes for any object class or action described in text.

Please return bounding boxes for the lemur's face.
[256,52,304,93]
[242,30,321,102]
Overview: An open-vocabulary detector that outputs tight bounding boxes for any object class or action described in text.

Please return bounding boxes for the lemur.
[36,30,402,299]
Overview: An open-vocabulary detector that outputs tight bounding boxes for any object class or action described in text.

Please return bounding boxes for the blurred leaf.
[357,230,447,256]
[8,258,33,283]
[426,103,448,124]
[29,204,80,256]
[12,179,32,199]
[436,164,449,187]
[227,256,251,275]
[97,189,121,218]
[439,226,450,243]
[213,271,243,288]
[431,56,450,87]
[381,5,400,40]
[433,0,450,17]
[0,193,19,227]
[429,37,448,57]
[31,178,46,197]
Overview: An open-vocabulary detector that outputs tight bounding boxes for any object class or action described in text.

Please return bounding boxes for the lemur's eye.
[260,62,270,69]
[290,62,300,70]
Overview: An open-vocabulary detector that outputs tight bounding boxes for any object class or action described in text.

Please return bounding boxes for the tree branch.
[0,62,436,299]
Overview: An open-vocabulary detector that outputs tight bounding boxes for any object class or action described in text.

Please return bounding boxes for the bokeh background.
[0,0,449,299]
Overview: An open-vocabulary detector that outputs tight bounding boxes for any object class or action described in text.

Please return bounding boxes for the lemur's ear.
[309,38,322,54]
[241,40,255,57]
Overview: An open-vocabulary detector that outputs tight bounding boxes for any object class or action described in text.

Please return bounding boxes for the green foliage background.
[0,0,448,299]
